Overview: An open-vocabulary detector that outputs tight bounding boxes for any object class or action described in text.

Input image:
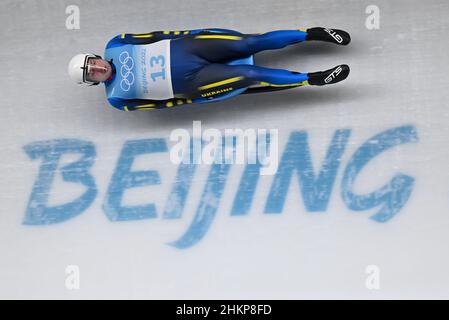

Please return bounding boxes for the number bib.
[104,40,174,100]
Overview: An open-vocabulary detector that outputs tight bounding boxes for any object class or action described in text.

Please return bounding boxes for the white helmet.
[68,53,102,86]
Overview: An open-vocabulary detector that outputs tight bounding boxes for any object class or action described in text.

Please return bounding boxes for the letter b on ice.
[22,139,97,225]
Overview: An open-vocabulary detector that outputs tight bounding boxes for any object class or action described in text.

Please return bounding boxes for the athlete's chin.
[98,72,111,82]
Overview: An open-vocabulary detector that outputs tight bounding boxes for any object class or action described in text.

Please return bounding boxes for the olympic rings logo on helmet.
[119,51,135,91]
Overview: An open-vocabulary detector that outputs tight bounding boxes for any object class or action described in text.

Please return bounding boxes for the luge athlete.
[68,27,351,111]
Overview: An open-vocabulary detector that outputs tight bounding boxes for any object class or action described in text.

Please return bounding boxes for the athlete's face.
[86,58,112,83]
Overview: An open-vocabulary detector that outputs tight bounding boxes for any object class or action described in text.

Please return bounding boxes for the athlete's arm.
[118,30,194,44]
[106,30,189,48]
[107,97,193,111]
[108,28,245,47]
[108,28,211,46]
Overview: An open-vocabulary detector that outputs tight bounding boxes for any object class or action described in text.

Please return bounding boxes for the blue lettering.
[22,139,97,225]
[265,129,350,213]
[103,138,167,221]
[341,125,418,222]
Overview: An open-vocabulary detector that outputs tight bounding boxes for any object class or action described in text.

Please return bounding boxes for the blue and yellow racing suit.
[104,27,351,111]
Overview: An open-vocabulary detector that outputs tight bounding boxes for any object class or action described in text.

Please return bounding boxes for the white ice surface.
[1,0,449,299]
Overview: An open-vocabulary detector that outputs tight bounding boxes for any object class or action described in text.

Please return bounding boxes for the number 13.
[150,55,166,82]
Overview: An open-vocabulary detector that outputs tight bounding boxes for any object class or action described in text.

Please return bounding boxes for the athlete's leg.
[248,27,350,51]
[182,63,349,100]
[178,28,351,63]
[180,30,307,63]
